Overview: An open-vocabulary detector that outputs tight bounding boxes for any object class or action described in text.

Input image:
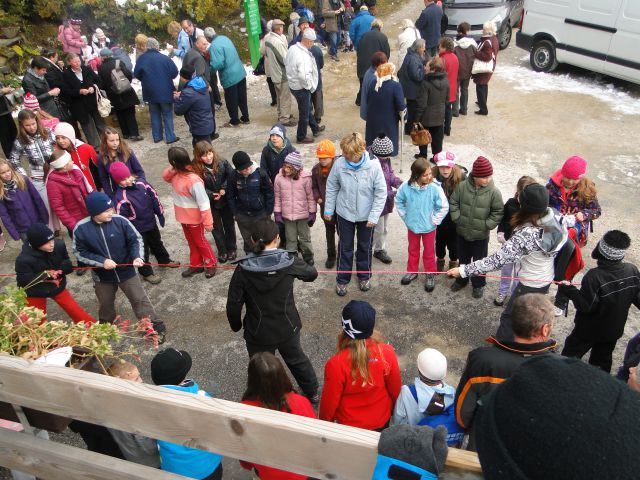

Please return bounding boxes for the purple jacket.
[0,177,49,240]
[377,157,403,217]
[97,152,147,199]
[113,179,164,233]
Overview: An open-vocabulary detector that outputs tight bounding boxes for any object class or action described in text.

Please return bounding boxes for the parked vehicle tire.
[530,39,559,72]
[498,23,513,50]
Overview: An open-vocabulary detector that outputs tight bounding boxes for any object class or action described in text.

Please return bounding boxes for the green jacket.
[449,175,504,241]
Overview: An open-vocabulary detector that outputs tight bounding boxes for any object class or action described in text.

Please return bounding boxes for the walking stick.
[399,109,405,173]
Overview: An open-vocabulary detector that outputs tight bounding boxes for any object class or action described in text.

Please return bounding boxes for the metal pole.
[399,109,405,173]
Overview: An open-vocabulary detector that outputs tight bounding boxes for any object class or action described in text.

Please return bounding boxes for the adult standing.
[42,48,78,133]
[285,29,324,144]
[134,38,179,144]
[183,36,212,87]
[21,56,62,119]
[62,53,105,148]
[397,19,421,68]
[166,20,189,59]
[97,49,142,141]
[209,30,250,128]
[349,6,374,51]
[364,63,405,155]
[322,0,345,61]
[473,21,499,116]
[203,27,224,111]
[453,22,477,116]
[288,15,310,46]
[0,82,17,158]
[227,218,319,403]
[310,41,325,125]
[323,132,387,296]
[173,65,215,146]
[91,28,111,53]
[355,18,390,106]
[359,51,388,121]
[398,39,426,135]
[264,20,295,127]
[414,56,448,159]
[182,19,204,50]
[415,0,443,57]
[439,37,459,136]
[60,19,85,56]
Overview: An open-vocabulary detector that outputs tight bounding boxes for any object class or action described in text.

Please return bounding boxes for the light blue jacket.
[209,35,247,89]
[395,180,449,234]
[349,10,374,49]
[323,152,387,224]
[392,378,456,426]
[157,381,222,478]
[174,30,190,58]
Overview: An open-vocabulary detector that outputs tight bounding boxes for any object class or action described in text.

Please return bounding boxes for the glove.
[158,214,165,228]
[377,424,448,477]
[497,231,505,244]
[307,212,316,227]
[274,212,283,224]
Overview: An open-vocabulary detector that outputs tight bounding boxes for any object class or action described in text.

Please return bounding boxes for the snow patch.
[596,155,640,187]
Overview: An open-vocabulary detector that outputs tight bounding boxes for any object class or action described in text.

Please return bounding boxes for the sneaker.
[240,119,251,125]
[181,267,204,278]
[142,274,162,285]
[373,250,392,264]
[166,137,180,144]
[450,281,466,292]
[358,279,371,292]
[130,135,144,141]
[554,306,564,317]
[336,283,348,296]
[325,255,336,269]
[424,274,435,292]
[297,137,314,144]
[494,294,507,307]
[212,133,220,140]
[401,273,418,285]
[205,266,217,278]
[313,125,326,137]
[223,122,240,128]
[330,54,339,62]
[472,287,485,299]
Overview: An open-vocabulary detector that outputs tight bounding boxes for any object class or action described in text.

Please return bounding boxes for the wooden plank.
[0,428,183,480]
[0,356,481,478]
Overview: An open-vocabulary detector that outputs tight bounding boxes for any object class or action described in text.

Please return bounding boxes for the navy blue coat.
[133,50,178,104]
[0,177,49,240]
[113,180,164,234]
[226,167,274,217]
[364,79,406,156]
[398,49,425,101]
[259,124,295,183]
[174,76,215,136]
[415,3,443,49]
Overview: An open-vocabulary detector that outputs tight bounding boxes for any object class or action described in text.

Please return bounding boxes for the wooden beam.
[0,428,183,480]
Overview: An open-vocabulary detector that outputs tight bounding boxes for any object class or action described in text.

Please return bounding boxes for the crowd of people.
[1,1,640,479]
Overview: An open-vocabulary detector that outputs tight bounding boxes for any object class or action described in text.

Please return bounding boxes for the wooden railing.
[0,356,481,479]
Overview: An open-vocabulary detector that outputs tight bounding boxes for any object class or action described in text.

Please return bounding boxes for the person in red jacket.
[439,37,459,136]
[319,300,402,431]
[240,351,315,480]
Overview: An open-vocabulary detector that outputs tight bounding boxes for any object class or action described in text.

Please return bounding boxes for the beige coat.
[263,31,289,83]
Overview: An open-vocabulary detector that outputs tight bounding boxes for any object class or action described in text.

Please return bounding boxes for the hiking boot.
[306,392,320,405]
[142,274,162,285]
[494,294,507,307]
[436,258,446,272]
[336,283,348,296]
[283,119,297,127]
[205,266,217,278]
[472,287,485,299]
[424,274,435,292]
[373,250,392,264]
[358,279,371,292]
[448,260,459,269]
[297,137,314,144]
[325,254,336,269]
[401,273,418,285]
[450,281,466,292]
[181,267,204,278]
[313,125,326,137]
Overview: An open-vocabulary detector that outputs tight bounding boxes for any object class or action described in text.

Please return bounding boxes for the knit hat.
[27,223,54,248]
[269,125,285,140]
[371,133,394,157]
[99,48,112,57]
[23,93,40,111]
[471,156,493,178]
[150,348,192,386]
[434,151,457,168]
[284,151,303,170]
[416,348,447,381]
[232,151,252,171]
[475,355,640,479]
[85,192,113,216]
[341,300,375,340]
[53,122,76,143]
[298,16,310,26]
[302,28,316,41]
[180,64,195,80]
[595,230,630,262]
[109,161,131,184]
[316,139,336,159]
[561,155,587,180]
[519,183,549,214]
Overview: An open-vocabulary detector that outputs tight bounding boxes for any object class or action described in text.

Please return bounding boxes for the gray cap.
[302,28,316,41]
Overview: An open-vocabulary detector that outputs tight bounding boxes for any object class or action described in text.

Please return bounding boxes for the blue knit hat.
[85,192,113,216]
[341,300,376,340]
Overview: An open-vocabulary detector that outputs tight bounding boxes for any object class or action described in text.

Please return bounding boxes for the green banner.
[244,0,262,68]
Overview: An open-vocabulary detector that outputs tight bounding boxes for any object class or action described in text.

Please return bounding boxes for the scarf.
[28,68,46,81]
[3,180,16,193]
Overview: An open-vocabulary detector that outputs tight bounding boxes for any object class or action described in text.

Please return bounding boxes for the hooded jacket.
[114,179,164,234]
[46,168,91,231]
[454,36,478,80]
[15,239,73,298]
[461,208,568,287]
[396,179,449,234]
[0,176,49,240]
[174,76,214,136]
[415,71,449,127]
[448,175,504,241]
[440,50,459,103]
[202,160,233,210]
[274,168,316,221]
[96,151,145,199]
[260,125,296,183]
[226,249,318,345]
[392,377,456,426]
[226,163,275,217]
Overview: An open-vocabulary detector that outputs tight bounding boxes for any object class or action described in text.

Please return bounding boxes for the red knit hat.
[472,156,493,178]
[109,161,131,184]
[561,155,587,180]
[23,93,40,111]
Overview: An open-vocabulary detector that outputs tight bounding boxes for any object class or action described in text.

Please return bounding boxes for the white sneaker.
[554,306,564,317]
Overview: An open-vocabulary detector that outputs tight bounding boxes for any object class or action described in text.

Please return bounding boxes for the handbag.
[253,56,266,76]
[410,123,432,146]
[53,97,72,122]
[95,85,112,117]
[471,41,495,75]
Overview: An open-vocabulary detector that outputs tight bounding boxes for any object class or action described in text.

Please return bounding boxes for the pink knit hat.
[561,156,587,180]
[109,161,131,184]
[23,93,40,111]
[434,151,457,168]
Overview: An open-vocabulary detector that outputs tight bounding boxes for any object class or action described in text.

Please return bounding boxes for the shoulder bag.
[410,122,432,146]
[471,41,495,75]
[95,85,112,117]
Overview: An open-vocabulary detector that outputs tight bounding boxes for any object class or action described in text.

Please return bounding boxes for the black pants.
[192,133,212,147]
[454,237,489,288]
[324,218,337,257]
[435,216,458,261]
[212,206,237,256]
[246,331,318,398]
[0,112,17,157]
[69,420,124,459]
[405,99,417,135]
[210,70,222,106]
[236,212,267,254]
[444,101,454,135]
[138,226,172,277]
[266,76,277,104]
[224,78,249,125]
[203,464,223,480]
[496,283,550,341]
[455,78,470,114]
[115,106,139,138]
[476,83,489,114]
[562,332,618,373]
[355,76,363,105]
[418,125,444,159]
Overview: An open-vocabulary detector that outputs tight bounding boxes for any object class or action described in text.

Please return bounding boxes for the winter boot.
[436,258,446,272]
[325,250,336,269]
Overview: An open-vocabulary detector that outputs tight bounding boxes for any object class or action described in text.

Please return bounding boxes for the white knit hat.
[53,122,76,143]
[417,348,447,381]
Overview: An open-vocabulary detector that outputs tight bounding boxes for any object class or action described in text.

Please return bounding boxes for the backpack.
[554,228,584,282]
[408,384,464,447]
[110,59,132,94]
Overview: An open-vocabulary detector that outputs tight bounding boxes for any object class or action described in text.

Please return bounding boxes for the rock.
[0,37,20,48]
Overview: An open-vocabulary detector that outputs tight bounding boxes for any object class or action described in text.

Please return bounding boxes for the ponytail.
[250,218,279,254]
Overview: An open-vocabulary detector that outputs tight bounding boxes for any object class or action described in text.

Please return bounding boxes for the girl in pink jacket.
[273,151,316,265]
[163,147,217,279]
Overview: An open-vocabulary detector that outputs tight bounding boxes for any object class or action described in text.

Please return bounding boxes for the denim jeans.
[148,102,176,143]
[290,88,318,141]
[454,78,470,114]
[328,31,339,56]
[336,215,375,285]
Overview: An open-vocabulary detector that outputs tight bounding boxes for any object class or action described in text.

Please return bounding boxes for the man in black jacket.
[355,18,390,106]
[454,293,557,450]
[561,230,640,373]
[226,218,319,402]
[15,223,96,324]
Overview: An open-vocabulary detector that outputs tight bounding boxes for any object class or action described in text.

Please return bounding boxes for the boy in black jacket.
[15,223,96,324]
[561,230,640,373]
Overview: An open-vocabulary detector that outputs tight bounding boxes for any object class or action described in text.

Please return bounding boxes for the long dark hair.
[167,146,193,172]
[250,218,279,255]
[242,352,294,412]
[409,157,431,185]
[192,140,220,178]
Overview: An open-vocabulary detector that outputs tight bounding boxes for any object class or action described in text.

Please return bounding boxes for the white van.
[516,0,640,84]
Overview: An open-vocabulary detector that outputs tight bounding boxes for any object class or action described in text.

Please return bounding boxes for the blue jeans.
[148,102,176,143]
[290,88,318,141]
[328,31,339,56]
[336,215,375,285]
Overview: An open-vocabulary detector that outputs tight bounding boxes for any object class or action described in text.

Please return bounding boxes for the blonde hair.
[428,56,443,72]
[0,160,27,200]
[340,132,366,160]
[516,175,537,196]
[376,62,396,78]
[371,19,384,30]
[167,20,181,36]
[107,360,137,379]
[483,21,497,36]
[135,33,148,51]
[337,330,388,385]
